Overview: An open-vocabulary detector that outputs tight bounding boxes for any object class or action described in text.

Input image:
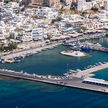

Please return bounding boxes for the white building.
[105,0,108,11]
[87,2,93,10]
[77,0,86,11]
[77,0,103,11]
[32,28,47,41]
[64,0,72,9]
[21,31,32,42]
[34,7,58,19]
[99,0,108,10]
[7,2,19,9]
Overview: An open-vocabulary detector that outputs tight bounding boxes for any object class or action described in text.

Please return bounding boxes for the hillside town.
[0,0,108,63]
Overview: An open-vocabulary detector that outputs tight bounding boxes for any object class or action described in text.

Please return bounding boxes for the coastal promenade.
[0,42,62,60]
[0,32,106,61]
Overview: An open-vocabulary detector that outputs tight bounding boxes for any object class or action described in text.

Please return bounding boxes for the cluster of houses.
[77,0,108,11]
[0,1,108,46]
[0,2,60,43]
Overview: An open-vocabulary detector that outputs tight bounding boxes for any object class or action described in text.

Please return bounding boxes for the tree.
[81,11,88,16]
[77,28,83,33]
[59,7,65,14]
[6,37,11,41]
[0,44,4,52]
[8,42,17,50]
[47,36,51,40]
[4,0,11,4]
[86,0,91,2]
[77,27,86,33]
[51,17,62,24]
[70,2,77,11]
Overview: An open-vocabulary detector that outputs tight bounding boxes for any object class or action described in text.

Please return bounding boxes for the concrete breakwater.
[0,62,108,94]
[73,62,108,78]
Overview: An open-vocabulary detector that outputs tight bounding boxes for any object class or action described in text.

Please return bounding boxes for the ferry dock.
[1,62,108,94]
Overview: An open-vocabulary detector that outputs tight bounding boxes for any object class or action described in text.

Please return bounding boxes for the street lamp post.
[67,64,69,72]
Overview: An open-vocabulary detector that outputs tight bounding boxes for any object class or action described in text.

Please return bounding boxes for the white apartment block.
[34,7,58,19]
[77,0,86,11]
[77,0,108,11]
[105,0,108,10]
[64,0,72,9]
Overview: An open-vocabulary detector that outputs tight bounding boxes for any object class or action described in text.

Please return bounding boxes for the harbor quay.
[0,32,106,63]
[1,62,108,94]
[0,42,62,63]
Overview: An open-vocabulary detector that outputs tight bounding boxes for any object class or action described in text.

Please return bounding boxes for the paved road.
[0,32,106,60]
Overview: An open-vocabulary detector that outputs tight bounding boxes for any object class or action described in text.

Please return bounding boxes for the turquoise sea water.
[0,37,108,108]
